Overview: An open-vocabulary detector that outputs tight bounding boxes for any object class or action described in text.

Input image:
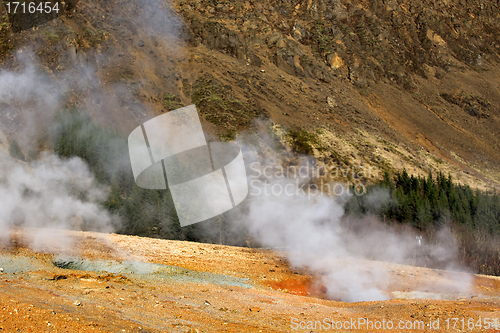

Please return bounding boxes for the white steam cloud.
[0,56,61,148]
[0,0,185,252]
[0,53,122,252]
[0,0,473,302]
[0,151,117,250]
[231,129,472,302]
[0,58,118,251]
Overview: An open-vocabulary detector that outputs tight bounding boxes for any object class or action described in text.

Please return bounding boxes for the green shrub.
[288,128,319,155]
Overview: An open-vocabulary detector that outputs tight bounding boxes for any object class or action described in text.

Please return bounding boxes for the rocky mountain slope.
[0,0,499,189]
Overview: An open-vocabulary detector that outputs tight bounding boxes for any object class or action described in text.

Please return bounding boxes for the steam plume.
[230,127,472,302]
[0,152,117,249]
[0,0,185,251]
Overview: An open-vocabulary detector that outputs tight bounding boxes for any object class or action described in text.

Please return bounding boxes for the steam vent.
[0,0,499,331]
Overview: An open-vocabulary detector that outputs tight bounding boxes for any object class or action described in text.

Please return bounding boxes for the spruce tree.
[9,140,25,161]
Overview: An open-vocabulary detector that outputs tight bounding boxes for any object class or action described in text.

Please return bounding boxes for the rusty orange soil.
[0,228,499,332]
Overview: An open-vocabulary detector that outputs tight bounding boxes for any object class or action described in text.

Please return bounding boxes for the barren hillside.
[0,0,499,189]
[0,1,500,331]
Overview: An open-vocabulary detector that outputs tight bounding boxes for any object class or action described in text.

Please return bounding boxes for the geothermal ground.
[0,229,499,332]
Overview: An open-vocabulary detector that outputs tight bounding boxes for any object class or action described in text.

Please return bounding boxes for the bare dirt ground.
[0,228,499,332]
